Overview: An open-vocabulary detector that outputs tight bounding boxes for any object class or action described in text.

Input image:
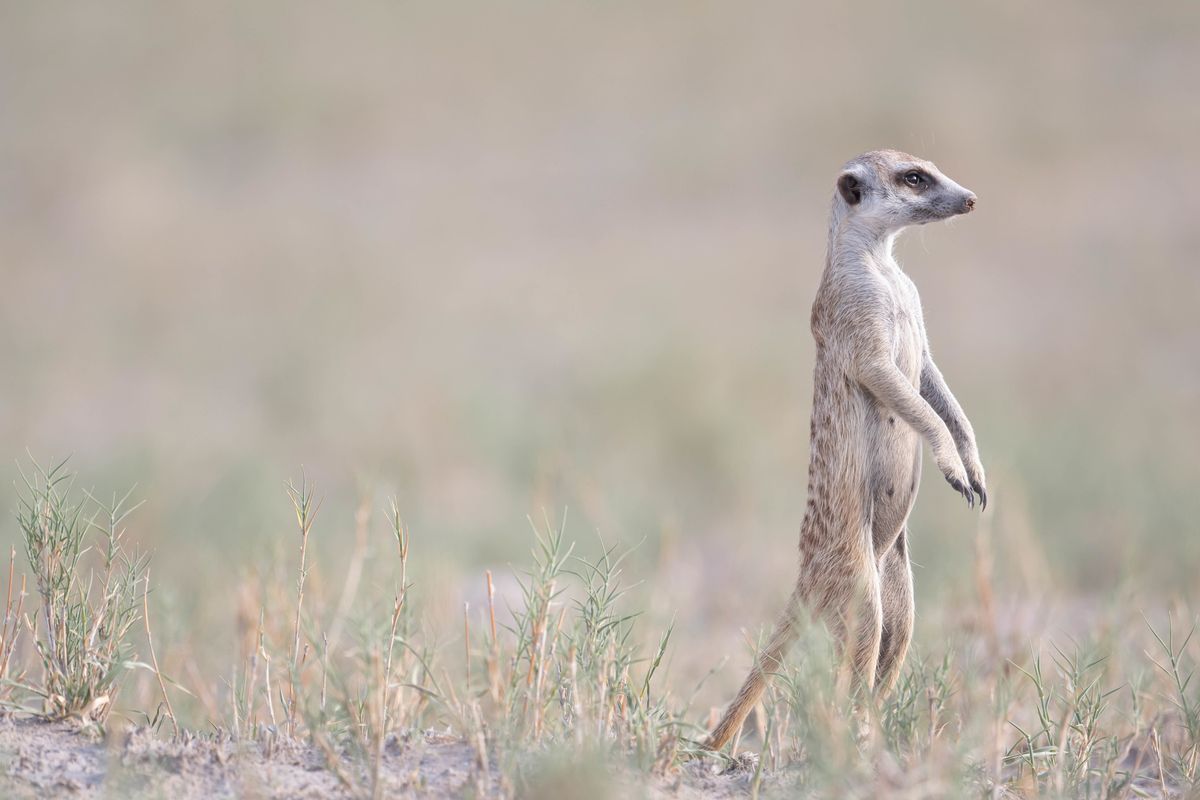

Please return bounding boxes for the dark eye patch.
[900,170,931,189]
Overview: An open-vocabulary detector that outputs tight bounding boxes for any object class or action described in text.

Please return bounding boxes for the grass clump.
[1146,616,1200,785]
[15,458,150,725]
[224,478,442,797]
[1006,643,1123,797]
[482,514,682,785]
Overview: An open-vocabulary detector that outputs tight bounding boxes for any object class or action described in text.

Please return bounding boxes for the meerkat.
[704,149,987,751]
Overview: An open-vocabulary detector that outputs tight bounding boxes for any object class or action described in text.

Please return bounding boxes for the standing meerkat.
[705,149,987,751]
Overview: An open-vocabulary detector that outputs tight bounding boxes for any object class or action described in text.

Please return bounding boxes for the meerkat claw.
[948,476,975,508]
[972,483,987,511]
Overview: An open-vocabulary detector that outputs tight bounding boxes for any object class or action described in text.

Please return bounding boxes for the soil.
[0,716,1181,798]
[0,717,753,799]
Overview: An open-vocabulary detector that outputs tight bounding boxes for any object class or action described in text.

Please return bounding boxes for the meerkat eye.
[904,171,925,187]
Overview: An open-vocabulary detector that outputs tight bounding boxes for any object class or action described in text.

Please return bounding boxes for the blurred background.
[1,1,1198,716]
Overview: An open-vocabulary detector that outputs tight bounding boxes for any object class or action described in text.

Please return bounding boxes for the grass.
[0,458,1197,798]
[14,459,150,726]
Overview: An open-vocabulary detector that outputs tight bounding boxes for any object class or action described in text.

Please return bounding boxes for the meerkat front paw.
[936,451,975,508]
[963,456,987,511]
[944,473,976,508]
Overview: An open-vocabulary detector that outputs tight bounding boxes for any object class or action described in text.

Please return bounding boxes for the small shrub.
[16,459,149,724]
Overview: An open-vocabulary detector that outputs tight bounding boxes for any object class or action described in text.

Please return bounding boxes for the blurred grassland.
[1,1,1199,725]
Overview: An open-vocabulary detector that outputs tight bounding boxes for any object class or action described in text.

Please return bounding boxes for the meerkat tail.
[704,587,803,751]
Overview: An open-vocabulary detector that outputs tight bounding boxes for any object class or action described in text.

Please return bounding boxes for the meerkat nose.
[963,193,977,212]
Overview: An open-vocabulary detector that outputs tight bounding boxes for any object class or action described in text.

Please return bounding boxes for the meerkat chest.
[879,266,925,378]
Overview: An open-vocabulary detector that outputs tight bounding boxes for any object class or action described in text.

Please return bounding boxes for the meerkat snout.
[962,193,977,213]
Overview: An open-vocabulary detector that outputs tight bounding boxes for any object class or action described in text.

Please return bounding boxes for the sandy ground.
[0,714,1180,798]
[0,717,755,799]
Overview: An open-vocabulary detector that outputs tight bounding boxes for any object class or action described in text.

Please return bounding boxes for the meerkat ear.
[837,170,864,206]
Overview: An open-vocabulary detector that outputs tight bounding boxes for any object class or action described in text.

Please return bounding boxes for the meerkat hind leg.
[703,586,805,751]
[874,529,915,696]
[836,569,884,696]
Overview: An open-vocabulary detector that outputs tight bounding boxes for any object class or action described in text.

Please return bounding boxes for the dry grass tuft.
[15,458,149,726]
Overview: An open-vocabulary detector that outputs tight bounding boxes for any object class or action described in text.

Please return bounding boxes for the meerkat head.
[834,150,976,234]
